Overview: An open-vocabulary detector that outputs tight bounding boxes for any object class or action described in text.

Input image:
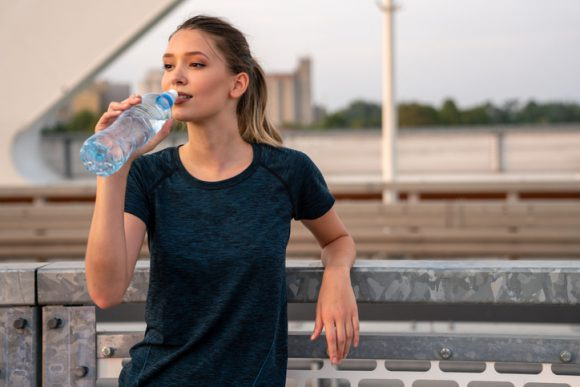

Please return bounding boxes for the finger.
[344,319,354,359]
[95,110,123,132]
[311,312,323,341]
[107,95,141,113]
[335,320,347,362]
[159,118,174,135]
[352,314,360,348]
[325,320,338,364]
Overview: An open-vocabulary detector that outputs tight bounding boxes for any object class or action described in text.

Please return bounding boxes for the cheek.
[161,72,170,90]
[195,72,230,99]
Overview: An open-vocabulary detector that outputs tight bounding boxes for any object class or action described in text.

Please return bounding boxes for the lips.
[175,92,193,104]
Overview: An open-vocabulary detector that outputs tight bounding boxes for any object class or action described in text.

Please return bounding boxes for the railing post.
[42,306,96,386]
[0,307,40,386]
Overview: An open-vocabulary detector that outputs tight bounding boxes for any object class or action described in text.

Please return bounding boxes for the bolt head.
[560,350,573,363]
[13,318,27,330]
[439,347,452,360]
[101,346,115,358]
[48,317,63,329]
[73,366,88,378]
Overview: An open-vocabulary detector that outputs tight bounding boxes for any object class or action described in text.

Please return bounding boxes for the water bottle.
[80,89,178,176]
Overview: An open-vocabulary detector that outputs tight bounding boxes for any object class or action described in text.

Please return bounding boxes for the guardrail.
[2,260,580,386]
[2,181,580,203]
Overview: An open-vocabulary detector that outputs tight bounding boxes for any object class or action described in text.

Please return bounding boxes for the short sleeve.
[292,152,335,220]
[124,159,151,225]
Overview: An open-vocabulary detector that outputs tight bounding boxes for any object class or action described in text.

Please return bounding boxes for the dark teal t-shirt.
[118,141,335,386]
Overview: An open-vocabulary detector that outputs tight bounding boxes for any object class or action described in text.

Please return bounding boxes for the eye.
[163,63,173,70]
[190,62,205,68]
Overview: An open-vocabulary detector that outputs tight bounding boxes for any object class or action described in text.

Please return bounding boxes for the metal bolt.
[560,350,573,363]
[73,366,88,378]
[439,347,453,360]
[47,317,63,329]
[13,318,27,329]
[101,346,115,358]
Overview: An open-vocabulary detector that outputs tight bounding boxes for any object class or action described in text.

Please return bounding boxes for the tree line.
[316,98,580,129]
[42,98,580,134]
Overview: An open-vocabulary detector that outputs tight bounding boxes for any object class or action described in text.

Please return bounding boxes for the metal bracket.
[42,306,96,386]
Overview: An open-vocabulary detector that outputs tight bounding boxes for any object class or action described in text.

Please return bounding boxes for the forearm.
[321,234,356,274]
[85,164,131,306]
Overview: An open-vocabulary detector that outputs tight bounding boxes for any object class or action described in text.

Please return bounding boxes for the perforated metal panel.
[286,359,580,387]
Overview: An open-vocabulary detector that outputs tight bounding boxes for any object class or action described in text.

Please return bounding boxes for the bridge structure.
[0,0,184,185]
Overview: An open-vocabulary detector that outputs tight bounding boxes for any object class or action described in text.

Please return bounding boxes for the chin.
[171,109,195,122]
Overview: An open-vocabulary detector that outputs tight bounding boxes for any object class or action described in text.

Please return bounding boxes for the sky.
[98,0,580,112]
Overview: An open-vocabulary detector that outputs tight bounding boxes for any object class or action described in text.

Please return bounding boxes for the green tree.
[398,103,439,126]
[320,100,381,129]
[438,98,462,125]
[68,110,99,133]
[461,104,492,125]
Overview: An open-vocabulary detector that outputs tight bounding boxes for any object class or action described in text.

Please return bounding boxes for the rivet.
[439,347,452,360]
[73,366,88,378]
[47,317,63,329]
[560,350,573,363]
[13,318,27,330]
[102,346,115,358]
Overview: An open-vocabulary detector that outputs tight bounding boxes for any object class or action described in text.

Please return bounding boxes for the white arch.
[0,0,184,185]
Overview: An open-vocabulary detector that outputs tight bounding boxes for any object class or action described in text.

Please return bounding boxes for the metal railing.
[1,260,580,386]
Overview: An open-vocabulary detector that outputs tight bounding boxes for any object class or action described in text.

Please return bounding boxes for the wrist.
[323,265,351,277]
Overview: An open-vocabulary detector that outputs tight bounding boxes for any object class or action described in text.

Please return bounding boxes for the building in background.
[139,68,164,94]
[266,58,313,127]
[57,80,130,121]
[138,57,315,128]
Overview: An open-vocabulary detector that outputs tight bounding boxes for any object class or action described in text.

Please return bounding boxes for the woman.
[85,15,359,386]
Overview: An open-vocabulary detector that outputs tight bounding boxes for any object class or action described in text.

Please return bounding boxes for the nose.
[167,64,187,87]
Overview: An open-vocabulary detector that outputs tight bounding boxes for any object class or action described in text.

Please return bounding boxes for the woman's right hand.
[95,94,174,164]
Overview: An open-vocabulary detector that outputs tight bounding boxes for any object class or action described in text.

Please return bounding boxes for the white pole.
[380,0,398,203]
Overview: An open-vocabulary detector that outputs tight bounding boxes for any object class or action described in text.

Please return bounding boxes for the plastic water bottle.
[80,89,178,176]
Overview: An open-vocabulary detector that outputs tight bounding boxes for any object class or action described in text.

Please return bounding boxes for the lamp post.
[377,0,399,203]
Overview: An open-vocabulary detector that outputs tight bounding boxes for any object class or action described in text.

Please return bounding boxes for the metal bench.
[2,200,580,260]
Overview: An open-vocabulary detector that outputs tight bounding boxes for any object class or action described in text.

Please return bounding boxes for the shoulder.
[255,142,324,190]
[128,146,179,189]
[256,142,314,171]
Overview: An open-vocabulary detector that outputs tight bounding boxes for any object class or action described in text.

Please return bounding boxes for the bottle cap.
[157,89,178,108]
[166,89,178,101]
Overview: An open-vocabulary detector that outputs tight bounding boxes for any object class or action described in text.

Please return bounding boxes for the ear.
[230,71,249,99]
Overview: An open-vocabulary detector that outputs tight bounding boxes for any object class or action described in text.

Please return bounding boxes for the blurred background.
[2,0,580,184]
[2,1,580,386]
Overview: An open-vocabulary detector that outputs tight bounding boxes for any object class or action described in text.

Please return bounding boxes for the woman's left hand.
[310,267,359,365]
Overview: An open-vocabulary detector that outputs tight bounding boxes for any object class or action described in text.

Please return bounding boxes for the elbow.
[92,295,122,310]
[88,287,123,309]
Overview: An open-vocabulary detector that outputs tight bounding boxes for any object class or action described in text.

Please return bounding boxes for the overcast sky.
[99,0,580,111]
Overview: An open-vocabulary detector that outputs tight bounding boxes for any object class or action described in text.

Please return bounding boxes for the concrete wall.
[41,126,580,182]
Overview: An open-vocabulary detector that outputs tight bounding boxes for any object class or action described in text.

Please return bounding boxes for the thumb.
[311,313,323,341]
[159,118,174,136]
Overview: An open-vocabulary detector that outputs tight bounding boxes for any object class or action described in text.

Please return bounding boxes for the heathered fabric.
[118,141,335,386]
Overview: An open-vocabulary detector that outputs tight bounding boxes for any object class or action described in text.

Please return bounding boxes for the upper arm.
[123,212,147,285]
[300,206,350,249]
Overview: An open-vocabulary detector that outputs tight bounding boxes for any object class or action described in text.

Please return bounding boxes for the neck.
[181,115,250,171]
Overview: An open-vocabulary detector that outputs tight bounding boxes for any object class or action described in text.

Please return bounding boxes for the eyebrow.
[163,51,209,59]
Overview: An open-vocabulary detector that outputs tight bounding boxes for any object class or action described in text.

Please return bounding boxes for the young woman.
[85,15,359,386]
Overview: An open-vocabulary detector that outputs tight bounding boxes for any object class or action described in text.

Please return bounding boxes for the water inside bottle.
[149,119,166,133]
[80,133,127,176]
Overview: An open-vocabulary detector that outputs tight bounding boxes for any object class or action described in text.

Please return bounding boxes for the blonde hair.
[172,15,283,147]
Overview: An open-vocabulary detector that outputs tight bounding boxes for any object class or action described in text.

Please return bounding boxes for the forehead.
[165,29,221,59]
